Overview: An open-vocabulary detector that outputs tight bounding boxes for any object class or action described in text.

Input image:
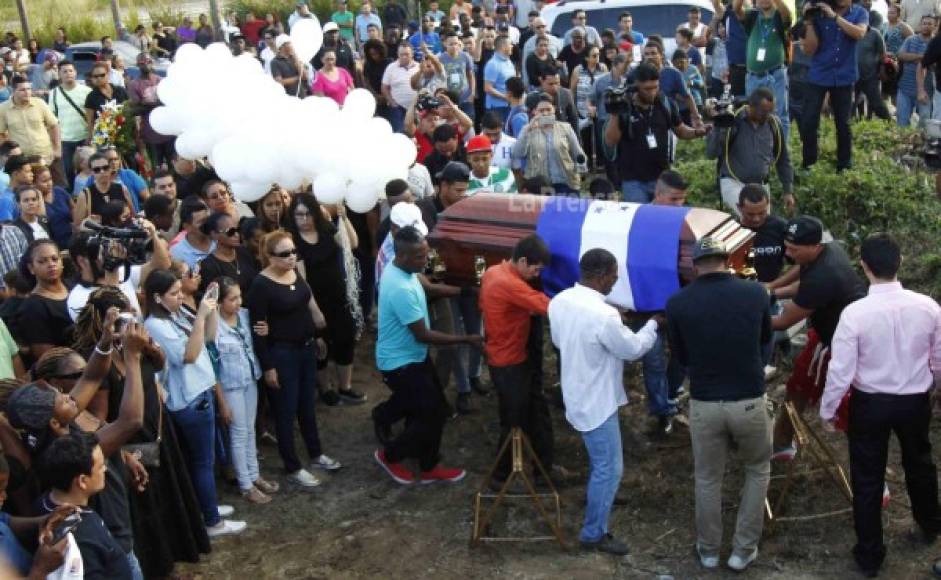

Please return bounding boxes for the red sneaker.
[420,465,466,484]
[374,449,415,485]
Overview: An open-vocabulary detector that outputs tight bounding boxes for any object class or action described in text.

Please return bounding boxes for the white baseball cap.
[275,34,292,49]
[389,202,428,235]
[323,22,339,33]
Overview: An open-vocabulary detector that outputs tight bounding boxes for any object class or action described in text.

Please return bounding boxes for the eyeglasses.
[535,25,546,29]
[91,73,106,78]
[53,369,85,380]
[272,248,298,258]
[219,227,239,237]
[91,165,110,173]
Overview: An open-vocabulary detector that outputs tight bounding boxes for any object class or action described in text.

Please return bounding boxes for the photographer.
[798,0,868,172]
[705,86,795,216]
[603,63,711,203]
[66,218,170,321]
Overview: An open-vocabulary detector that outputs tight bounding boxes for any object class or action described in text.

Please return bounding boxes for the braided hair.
[32,347,80,383]
[72,286,129,355]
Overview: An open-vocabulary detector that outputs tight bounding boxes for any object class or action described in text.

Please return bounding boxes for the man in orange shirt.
[479,234,552,488]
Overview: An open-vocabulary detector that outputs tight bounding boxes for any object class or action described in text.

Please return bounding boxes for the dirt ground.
[180,333,941,580]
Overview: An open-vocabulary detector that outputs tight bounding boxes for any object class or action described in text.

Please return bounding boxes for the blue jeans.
[223,380,260,491]
[642,330,685,417]
[621,180,657,203]
[269,342,323,473]
[170,390,221,527]
[61,140,83,184]
[896,90,931,128]
[127,551,144,580]
[580,411,623,542]
[389,105,407,133]
[449,294,481,394]
[746,66,790,140]
[761,300,788,366]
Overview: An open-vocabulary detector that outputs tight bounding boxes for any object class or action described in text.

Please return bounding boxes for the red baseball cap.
[465,134,492,154]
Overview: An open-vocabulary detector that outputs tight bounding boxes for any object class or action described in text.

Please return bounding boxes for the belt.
[749,65,786,78]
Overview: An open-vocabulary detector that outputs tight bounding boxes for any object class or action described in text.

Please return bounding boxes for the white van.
[540,0,715,59]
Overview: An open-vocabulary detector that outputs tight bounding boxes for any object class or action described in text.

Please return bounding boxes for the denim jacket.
[144,313,216,412]
[215,309,262,391]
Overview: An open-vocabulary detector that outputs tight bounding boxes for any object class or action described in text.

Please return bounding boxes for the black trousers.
[848,388,941,571]
[800,83,854,170]
[376,358,447,472]
[855,76,891,121]
[490,358,554,481]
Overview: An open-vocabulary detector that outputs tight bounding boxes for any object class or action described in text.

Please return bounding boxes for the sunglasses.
[273,248,298,258]
[91,165,110,173]
[219,227,239,237]
[53,370,85,380]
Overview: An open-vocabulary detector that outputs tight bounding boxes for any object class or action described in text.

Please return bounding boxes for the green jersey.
[468,166,517,195]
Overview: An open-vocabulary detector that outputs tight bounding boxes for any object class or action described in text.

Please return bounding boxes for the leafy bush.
[1,0,170,47]
[675,119,941,299]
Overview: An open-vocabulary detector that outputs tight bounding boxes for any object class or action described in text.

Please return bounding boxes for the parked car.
[540,0,715,59]
[65,40,169,84]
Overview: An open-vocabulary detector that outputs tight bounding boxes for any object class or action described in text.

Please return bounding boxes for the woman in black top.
[72,151,134,228]
[63,287,211,578]
[195,14,214,48]
[11,185,51,243]
[246,231,340,487]
[197,212,258,299]
[359,39,391,119]
[17,239,73,361]
[288,193,365,405]
[84,61,129,129]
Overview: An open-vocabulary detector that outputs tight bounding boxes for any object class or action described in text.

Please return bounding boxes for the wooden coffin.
[427,193,755,304]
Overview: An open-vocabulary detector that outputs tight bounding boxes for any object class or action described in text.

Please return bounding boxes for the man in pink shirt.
[820,233,941,578]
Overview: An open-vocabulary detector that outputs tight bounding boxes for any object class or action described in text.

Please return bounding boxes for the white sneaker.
[728,548,758,571]
[764,365,778,380]
[207,519,247,538]
[217,505,234,517]
[288,468,321,487]
[696,544,719,569]
[311,454,342,471]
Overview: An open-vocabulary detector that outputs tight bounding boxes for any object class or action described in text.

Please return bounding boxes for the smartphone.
[115,312,135,334]
[538,115,555,127]
[204,283,219,302]
[50,513,82,545]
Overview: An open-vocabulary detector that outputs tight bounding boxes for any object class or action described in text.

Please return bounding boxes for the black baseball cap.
[692,236,728,261]
[436,161,471,183]
[784,216,824,246]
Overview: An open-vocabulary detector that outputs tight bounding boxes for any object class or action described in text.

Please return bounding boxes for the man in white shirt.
[548,248,661,555]
[382,44,420,133]
[682,6,710,60]
[480,110,517,170]
[48,60,91,182]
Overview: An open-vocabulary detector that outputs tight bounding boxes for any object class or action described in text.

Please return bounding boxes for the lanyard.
[757,14,775,46]
[233,317,257,378]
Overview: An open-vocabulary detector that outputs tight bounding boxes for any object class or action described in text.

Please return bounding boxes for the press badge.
[450,72,462,85]
[756,48,766,62]
[646,133,657,149]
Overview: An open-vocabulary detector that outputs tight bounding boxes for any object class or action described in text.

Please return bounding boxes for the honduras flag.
[536,199,690,312]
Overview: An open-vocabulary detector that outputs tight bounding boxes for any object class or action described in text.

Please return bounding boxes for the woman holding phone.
[512,92,586,195]
[144,269,247,537]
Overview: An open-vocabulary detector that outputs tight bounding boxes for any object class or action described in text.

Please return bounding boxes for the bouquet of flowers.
[90,100,137,157]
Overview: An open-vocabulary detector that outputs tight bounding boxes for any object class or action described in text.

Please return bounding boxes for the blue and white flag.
[536,199,690,312]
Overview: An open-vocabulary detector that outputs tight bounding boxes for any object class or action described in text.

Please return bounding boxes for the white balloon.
[366,116,393,137]
[204,42,232,65]
[230,181,271,203]
[388,133,417,167]
[176,128,215,159]
[290,17,323,63]
[313,172,347,205]
[342,88,376,120]
[148,107,184,136]
[345,179,381,213]
[173,43,205,67]
[155,77,185,108]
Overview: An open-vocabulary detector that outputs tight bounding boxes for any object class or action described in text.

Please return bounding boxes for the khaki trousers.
[690,395,772,558]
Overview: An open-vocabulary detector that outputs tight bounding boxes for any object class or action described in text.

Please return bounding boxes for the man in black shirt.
[424,124,467,187]
[604,63,710,203]
[666,236,772,572]
[314,23,356,73]
[768,216,866,459]
[270,34,309,97]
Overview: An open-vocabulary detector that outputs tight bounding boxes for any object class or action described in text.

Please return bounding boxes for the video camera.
[705,85,738,128]
[416,93,441,113]
[84,220,151,275]
[603,83,636,115]
[804,0,837,19]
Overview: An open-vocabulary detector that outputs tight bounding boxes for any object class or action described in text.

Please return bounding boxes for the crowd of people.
[0,0,937,578]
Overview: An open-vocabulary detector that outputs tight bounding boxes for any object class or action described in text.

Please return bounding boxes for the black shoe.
[658,415,674,436]
[338,387,367,405]
[581,533,630,556]
[456,393,472,415]
[320,389,340,406]
[470,377,490,396]
[371,407,392,445]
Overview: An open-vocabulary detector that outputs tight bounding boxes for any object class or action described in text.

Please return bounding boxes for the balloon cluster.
[148,19,416,211]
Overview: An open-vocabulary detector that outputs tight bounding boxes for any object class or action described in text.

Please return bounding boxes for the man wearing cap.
[466,134,517,194]
[288,1,314,32]
[769,216,866,460]
[49,59,91,182]
[315,22,356,73]
[331,0,356,44]
[480,234,553,489]
[0,76,62,181]
[270,35,310,97]
[818,233,941,577]
[666,236,772,572]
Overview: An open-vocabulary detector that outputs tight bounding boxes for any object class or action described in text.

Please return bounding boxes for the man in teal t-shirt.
[331,0,356,44]
[735,0,793,138]
[372,226,482,485]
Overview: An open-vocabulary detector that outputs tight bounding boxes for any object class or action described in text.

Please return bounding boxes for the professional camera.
[84,220,151,272]
[706,85,737,128]
[603,83,636,115]
[804,0,837,19]
[416,94,441,112]
[923,120,941,171]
